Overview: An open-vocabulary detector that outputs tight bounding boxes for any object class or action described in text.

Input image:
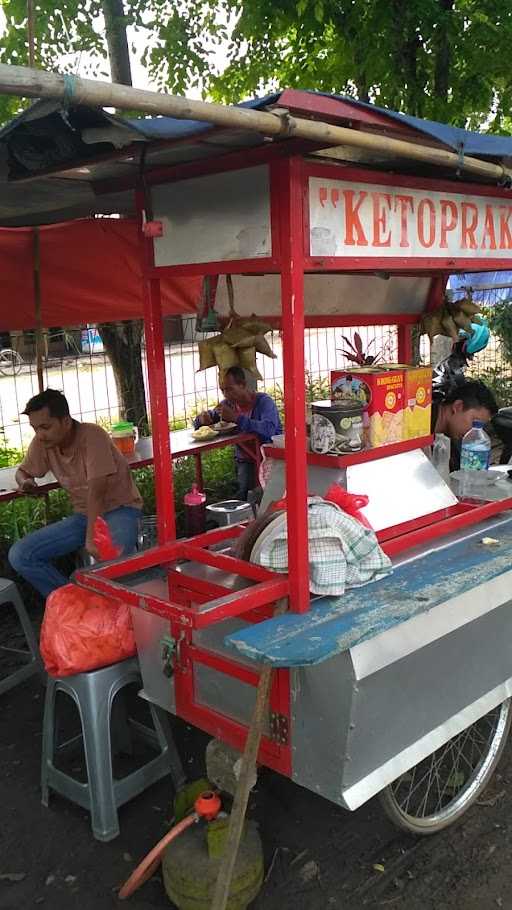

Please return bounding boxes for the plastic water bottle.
[184,484,206,536]
[460,421,491,472]
[431,433,451,483]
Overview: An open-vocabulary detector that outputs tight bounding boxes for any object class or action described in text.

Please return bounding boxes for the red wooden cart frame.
[73,144,512,767]
[133,153,512,613]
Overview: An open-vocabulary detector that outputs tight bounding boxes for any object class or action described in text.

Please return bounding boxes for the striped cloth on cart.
[256,497,392,597]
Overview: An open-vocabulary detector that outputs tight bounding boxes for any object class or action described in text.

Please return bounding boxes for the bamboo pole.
[0,63,510,184]
[210,600,287,910]
[26,8,45,392]
[32,227,45,391]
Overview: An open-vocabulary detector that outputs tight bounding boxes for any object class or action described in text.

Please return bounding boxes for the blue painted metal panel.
[225,517,512,667]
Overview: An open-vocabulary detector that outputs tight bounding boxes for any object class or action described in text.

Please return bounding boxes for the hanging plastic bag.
[93,515,121,560]
[270,485,372,529]
[323,484,373,529]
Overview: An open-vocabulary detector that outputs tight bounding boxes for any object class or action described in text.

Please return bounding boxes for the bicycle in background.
[0,349,24,377]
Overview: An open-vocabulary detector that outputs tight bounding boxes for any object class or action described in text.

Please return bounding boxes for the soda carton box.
[331,368,404,448]
[381,364,433,440]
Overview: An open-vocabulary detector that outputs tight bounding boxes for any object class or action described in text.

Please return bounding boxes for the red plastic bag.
[270,487,372,529]
[323,484,373,529]
[93,515,121,560]
[40,584,136,678]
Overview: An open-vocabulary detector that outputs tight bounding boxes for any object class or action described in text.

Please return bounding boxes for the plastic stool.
[0,578,42,695]
[41,657,186,841]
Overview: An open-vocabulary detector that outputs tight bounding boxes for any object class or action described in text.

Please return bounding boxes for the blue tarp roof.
[120,89,512,160]
[2,86,512,227]
[123,92,282,140]
[332,95,512,159]
[449,273,512,300]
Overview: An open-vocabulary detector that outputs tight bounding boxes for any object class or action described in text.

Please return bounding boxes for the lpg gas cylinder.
[162,816,263,909]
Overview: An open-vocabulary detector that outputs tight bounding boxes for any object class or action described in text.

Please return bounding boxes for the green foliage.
[133,447,236,536]
[0,447,235,548]
[168,415,188,430]
[487,300,512,365]
[305,371,330,402]
[175,0,512,130]
[0,440,23,468]
[478,367,512,409]
[0,489,72,544]
[1,0,512,132]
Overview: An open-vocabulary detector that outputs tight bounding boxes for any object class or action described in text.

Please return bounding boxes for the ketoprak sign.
[309,176,512,262]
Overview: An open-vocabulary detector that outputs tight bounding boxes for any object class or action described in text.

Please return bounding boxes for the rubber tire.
[379,698,512,835]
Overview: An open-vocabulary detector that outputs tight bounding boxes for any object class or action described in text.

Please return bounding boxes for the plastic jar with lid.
[111,421,136,457]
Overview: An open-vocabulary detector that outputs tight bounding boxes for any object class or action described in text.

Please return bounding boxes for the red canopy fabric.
[0,218,201,330]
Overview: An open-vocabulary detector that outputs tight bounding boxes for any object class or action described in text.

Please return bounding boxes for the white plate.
[216,422,238,435]
[190,428,219,441]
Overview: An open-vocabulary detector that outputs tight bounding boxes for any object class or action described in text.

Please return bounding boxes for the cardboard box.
[378,364,432,440]
[331,368,404,448]
[402,366,432,440]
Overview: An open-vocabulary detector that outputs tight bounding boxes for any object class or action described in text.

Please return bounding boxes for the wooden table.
[0,427,260,503]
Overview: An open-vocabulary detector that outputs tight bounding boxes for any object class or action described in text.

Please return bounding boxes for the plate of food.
[191,425,219,441]
[216,421,238,435]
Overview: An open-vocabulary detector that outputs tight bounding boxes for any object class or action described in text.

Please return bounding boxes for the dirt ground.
[2,606,512,910]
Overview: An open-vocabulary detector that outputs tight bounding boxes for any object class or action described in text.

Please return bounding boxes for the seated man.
[9,389,143,597]
[432,378,498,471]
[195,366,282,500]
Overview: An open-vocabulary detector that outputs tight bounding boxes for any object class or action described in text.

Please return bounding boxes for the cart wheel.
[0,349,23,376]
[379,698,511,835]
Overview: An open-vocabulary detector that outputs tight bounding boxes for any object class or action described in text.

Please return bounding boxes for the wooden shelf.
[263,434,434,468]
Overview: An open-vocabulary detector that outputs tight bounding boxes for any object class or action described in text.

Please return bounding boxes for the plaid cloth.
[256,497,392,596]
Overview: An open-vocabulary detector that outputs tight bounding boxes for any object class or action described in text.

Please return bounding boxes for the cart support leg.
[273,157,309,613]
[397,323,413,364]
[143,277,176,543]
[194,453,204,491]
[138,206,176,544]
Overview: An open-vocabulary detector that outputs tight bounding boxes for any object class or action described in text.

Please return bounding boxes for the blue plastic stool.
[0,578,42,695]
[41,656,185,841]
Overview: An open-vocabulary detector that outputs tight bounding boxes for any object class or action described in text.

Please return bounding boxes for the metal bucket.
[206,500,253,526]
[311,400,364,454]
[139,515,158,549]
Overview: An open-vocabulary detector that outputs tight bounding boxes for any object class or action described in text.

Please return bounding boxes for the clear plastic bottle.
[460,421,491,472]
[431,433,451,483]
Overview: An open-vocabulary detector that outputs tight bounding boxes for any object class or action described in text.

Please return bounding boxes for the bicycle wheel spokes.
[0,350,23,376]
[390,705,502,818]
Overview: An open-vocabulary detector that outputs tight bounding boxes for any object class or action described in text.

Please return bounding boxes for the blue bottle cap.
[472,420,484,428]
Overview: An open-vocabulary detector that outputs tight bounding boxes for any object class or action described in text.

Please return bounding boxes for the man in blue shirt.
[195,366,282,499]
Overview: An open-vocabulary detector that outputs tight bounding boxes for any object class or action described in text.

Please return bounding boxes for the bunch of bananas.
[420,297,484,343]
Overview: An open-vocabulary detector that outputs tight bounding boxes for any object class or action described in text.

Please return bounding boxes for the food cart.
[38,89,512,835]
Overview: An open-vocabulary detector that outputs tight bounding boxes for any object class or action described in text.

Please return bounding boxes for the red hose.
[118,812,197,900]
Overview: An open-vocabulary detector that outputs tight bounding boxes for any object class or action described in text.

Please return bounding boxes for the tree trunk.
[433,0,454,113]
[101,0,132,87]
[98,321,150,433]
[99,0,150,433]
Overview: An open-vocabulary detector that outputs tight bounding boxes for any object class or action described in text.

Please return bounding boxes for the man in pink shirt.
[9,388,142,597]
